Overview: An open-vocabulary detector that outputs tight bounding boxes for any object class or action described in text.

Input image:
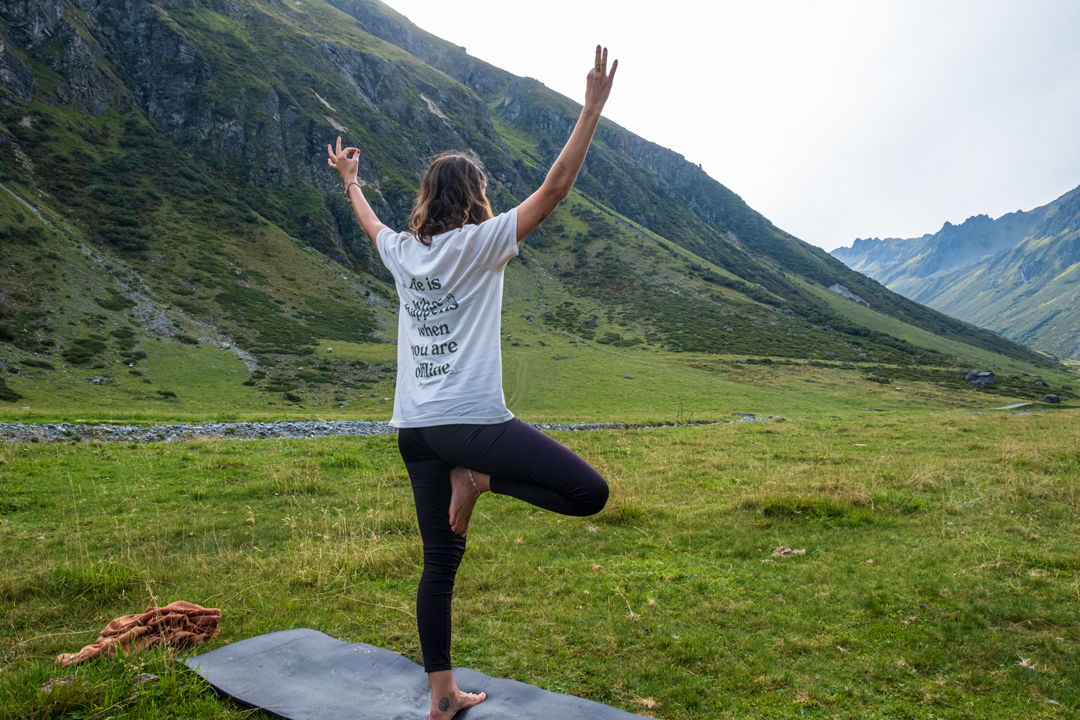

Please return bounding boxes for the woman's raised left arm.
[328,136,388,245]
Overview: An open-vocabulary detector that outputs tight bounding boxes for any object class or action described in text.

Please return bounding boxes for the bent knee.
[576,476,609,517]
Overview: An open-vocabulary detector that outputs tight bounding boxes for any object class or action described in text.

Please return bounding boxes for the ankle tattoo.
[439,696,450,712]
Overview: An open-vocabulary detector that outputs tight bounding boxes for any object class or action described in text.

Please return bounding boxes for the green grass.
[0,339,402,424]
[1,409,1078,718]
[5,322,1074,426]
[796,278,1057,374]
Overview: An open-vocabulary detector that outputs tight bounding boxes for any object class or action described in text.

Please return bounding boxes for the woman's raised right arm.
[516,46,618,243]
[328,136,388,245]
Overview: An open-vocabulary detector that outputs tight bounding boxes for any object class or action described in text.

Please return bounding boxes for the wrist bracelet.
[344,179,362,198]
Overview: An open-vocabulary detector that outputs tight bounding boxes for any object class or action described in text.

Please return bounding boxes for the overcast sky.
[381,0,1080,251]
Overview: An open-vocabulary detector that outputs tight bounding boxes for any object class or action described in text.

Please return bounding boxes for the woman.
[328,46,617,720]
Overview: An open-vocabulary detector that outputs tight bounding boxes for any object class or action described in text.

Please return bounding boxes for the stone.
[1042,394,1065,404]
[623,375,633,380]
[771,546,806,557]
[89,376,108,385]
[1063,385,1073,391]
[39,675,77,693]
[828,284,870,307]
[132,673,159,689]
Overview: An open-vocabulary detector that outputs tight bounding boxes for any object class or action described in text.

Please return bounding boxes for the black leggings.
[397,418,608,672]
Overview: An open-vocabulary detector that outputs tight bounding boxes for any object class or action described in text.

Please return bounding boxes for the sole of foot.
[448,467,480,536]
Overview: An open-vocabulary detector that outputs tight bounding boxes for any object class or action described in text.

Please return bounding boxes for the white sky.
[380,0,1080,251]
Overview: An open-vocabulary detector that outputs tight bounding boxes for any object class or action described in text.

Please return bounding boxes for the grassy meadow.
[2,406,1079,719]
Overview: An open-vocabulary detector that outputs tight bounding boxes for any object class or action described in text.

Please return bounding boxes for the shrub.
[296,371,335,384]
[0,224,44,245]
[96,290,135,312]
[63,337,108,364]
[0,376,21,402]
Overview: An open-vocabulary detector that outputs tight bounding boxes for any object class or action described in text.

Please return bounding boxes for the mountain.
[831,185,1080,358]
[0,0,1059,415]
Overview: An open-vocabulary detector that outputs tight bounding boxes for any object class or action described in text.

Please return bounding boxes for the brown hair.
[409,152,494,246]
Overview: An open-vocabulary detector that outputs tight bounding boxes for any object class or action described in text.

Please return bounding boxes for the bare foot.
[429,688,487,720]
[448,467,482,536]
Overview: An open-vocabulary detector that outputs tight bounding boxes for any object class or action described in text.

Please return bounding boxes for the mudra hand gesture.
[327,136,359,185]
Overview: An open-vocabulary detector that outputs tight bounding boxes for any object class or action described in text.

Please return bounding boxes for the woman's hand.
[327,135,387,245]
[327,136,359,184]
[584,45,618,114]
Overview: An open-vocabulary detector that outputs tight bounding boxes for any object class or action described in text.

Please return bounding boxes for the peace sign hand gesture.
[584,45,618,114]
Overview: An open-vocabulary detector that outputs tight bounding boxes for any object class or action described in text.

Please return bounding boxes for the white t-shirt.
[376,208,519,428]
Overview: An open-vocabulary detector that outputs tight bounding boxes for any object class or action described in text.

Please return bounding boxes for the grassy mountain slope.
[913,226,1080,359]
[832,185,1080,358]
[0,0,1066,421]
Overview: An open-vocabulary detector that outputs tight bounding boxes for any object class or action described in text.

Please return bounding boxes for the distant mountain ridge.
[832,184,1080,358]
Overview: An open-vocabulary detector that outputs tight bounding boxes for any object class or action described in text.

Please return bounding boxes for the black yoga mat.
[184,628,651,719]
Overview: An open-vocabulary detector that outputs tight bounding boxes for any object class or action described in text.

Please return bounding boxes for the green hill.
[0,0,1065,420]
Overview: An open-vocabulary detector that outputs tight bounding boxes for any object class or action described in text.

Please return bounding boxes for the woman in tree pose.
[328,46,617,720]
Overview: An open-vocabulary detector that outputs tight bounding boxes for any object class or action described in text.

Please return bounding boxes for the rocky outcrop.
[325,0,508,98]
[0,0,122,115]
[0,23,36,101]
[829,284,870,307]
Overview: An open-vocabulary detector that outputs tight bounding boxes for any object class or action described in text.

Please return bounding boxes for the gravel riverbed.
[0,415,774,445]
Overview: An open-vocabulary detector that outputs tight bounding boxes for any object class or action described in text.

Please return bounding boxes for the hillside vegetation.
[0,0,1065,422]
